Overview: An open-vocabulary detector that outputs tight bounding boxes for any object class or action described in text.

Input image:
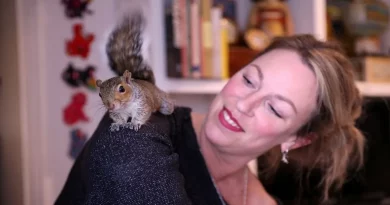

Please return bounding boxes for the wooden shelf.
[167,79,390,97]
[166,78,228,94]
[356,81,390,97]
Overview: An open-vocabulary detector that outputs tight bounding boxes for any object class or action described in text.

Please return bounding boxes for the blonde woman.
[56,34,365,205]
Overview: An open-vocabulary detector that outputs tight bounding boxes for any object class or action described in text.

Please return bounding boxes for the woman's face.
[204,49,318,156]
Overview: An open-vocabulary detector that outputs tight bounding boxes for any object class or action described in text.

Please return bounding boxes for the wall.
[0,0,24,204]
[40,1,118,203]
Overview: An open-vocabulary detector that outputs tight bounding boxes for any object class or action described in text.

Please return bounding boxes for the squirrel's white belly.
[123,99,143,119]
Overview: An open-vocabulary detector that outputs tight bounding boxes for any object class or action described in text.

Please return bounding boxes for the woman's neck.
[198,129,251,181]
[191,113,278,205]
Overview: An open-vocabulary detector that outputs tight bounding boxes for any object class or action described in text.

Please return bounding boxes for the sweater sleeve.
[83,115,192,205]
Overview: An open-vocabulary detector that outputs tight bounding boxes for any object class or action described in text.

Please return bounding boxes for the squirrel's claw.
[109,123,122,132]
[125,122,142,132]
[109,122,142,132]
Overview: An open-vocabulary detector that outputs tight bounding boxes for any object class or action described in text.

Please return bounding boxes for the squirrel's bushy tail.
[106,11,155,84]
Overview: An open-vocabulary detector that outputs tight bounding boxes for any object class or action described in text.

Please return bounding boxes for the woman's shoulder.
[87,112,172,153]
[85,106,194,161]
[72,110,192,204]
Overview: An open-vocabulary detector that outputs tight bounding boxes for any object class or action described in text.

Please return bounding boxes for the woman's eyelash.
[243,75,252,85]
[269,104,282,118]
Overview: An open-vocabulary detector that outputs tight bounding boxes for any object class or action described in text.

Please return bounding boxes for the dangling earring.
[281,149,289,164]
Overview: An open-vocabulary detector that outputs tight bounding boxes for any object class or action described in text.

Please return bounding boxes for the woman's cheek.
[252,115,281,137]
[221,83,235,96]
[222,76,242,95]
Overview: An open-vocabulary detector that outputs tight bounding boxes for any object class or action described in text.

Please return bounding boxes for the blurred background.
[0,0,390,204]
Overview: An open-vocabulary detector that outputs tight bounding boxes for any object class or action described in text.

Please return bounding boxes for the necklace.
[211,168,249,205]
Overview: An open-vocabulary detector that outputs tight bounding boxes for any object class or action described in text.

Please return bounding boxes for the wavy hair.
[257,34,366,202]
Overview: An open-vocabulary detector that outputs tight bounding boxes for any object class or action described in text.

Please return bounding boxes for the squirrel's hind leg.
[159,97,174,115]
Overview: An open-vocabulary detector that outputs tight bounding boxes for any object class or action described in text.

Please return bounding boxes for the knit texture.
[55,107,193,205]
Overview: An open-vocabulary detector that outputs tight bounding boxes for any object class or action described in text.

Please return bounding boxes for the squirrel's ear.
[96,79,102,87]
[123,70,133,83]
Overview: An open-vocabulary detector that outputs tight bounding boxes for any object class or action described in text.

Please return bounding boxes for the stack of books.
[164,0,235,80]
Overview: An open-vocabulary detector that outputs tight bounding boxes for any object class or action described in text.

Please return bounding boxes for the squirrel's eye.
[98,93,102,98]
[118,85,125,93]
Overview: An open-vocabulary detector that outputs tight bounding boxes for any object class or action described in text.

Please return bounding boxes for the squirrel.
[96,12,174,132]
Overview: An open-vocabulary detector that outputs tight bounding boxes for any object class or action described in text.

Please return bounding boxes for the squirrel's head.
[96,71,133,111]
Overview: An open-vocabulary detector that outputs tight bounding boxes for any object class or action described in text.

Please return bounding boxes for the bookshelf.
[164,78,228,94]
[149,0,390,98]
[356,81,390,97]
[168,80,390,97]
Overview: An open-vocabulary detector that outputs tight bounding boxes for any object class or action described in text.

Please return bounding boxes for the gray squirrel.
[96,12,174,132]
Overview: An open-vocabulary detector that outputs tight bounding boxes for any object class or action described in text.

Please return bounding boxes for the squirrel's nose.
[108,103,115,110]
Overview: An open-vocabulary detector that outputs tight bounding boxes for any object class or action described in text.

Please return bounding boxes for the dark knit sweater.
[54,107,224,205]
[54,106,282,205]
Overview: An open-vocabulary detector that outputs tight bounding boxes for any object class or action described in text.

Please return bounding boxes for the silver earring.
[281,149,289,164]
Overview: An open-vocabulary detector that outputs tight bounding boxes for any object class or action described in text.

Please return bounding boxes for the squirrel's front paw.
[109,123,122,132]
[125,122,142,131]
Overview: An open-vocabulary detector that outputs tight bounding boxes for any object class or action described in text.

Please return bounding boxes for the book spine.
[190,0,201,78]
[220,19,229,79]
[211,6,222,79]
[201,0,213,78]
[166,0,182,78]
[179,0,190,78]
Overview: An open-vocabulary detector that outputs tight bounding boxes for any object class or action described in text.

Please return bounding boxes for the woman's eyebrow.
[249,64,263,81]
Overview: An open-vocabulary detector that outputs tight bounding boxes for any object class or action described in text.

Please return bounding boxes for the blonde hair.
[257,34,366,202]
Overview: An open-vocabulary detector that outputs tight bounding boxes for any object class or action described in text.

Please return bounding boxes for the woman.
[55,34,365,205]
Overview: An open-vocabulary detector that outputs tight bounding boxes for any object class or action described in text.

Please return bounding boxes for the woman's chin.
[203,120,236,148]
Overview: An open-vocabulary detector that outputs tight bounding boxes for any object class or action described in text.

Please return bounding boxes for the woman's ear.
[281,133,317,151]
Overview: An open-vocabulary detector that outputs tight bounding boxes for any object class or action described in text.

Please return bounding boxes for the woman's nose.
[236,94,258,117]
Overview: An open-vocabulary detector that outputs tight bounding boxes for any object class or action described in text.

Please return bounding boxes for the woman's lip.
[218,107,244,132]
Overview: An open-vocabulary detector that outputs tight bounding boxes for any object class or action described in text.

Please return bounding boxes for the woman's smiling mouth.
[218,107,244,132]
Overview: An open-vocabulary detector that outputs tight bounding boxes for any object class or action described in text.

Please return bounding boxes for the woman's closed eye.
[242,75,255,88]
[268,103,283,118]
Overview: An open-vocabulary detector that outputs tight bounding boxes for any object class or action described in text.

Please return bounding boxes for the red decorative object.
[66,24,94,59]
[63,92,89,125]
